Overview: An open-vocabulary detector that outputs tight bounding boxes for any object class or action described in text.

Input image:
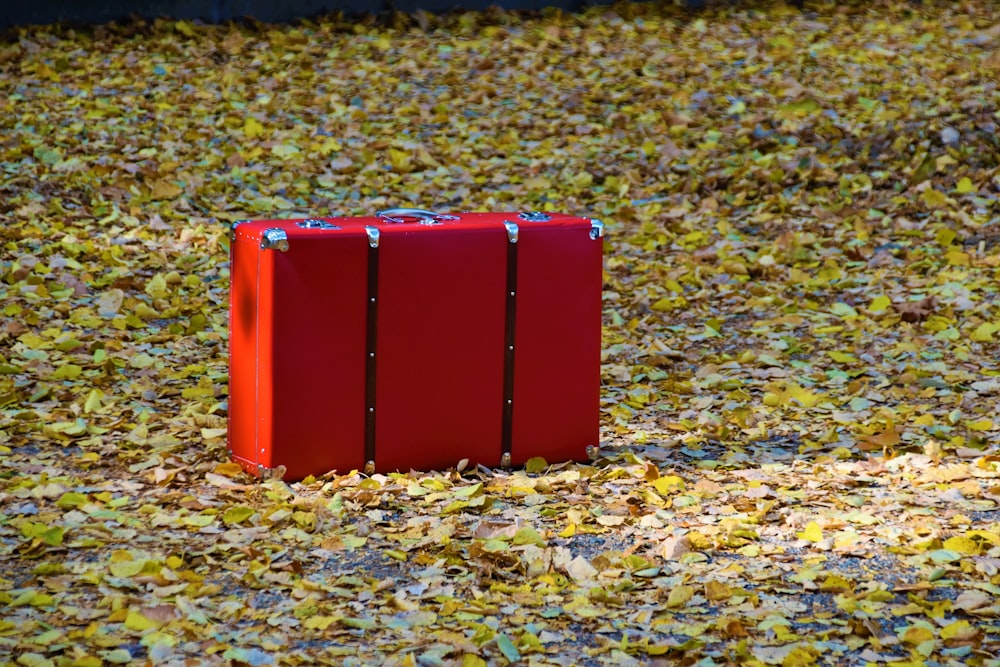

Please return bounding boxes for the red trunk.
[227,210,603,480]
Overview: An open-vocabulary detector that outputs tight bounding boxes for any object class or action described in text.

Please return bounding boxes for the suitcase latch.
[297,219,341,230]
[519,211,551,222]
[261,228,289,252]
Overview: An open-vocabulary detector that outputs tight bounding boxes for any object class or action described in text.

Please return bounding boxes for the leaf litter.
[3,0,1000,664]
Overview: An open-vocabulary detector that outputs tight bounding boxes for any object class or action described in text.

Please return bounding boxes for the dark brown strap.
[501,233,518,460]
[364,237,379,470]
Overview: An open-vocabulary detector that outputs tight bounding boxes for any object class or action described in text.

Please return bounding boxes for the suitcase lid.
[231,210,604,251]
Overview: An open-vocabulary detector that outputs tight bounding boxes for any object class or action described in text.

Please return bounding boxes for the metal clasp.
[365,226,380,248]
[297,219,341,230]
[519,211,551,222]
[261,228,289,252]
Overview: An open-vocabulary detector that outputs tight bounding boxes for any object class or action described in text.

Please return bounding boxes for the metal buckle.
[518,211,551,222]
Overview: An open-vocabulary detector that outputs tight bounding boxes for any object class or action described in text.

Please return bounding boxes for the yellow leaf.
[109,559,145,578]
[901,624,936,645]
[922,188,948,208]
[653,475,686,495]
[222,506,255,525]
[971,322,1000,342]
[71,657,102,667]
[84,389,103,413]
[524,457,547,473]
[388,148,414,172]
[243,116,265,139]
[124,610,160,632]
[955,177,976,194]
[828,351,858,364]
[704,580,733,601]
[129,354,156,369]
[462,656,487,667]
[968,530,1000,546]
[946,249,970,266]
[558,523,576,538]
[868,295,892,312]
[651,297,678,312]
[52,364,82,380]
[940,619,978,642]
[150,180,182,200]
[942,536,982,555]
[797,521,824,543]
[572,171,594,188]
[686,531,712,550]
[936,227,957,246]
[666,584,694,608]
[304,615,339,631]
[967,419,994,431]
[782,647,819,667]
[145,273,168,299]
[174,20,196,37]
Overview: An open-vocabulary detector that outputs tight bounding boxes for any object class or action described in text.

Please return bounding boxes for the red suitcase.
[227,208,604,480]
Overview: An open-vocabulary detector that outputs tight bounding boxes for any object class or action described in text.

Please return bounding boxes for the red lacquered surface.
[227,231,260,475]
[375,224,507,472]
[267,230,369,479]
[510,218,603,466]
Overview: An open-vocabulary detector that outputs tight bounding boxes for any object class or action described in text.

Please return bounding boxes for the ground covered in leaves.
[3,0,1000,664]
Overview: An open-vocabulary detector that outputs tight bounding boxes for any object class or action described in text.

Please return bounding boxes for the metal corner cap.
[589,219,605,239]
[365,226,381,248]
[260,228,289,252]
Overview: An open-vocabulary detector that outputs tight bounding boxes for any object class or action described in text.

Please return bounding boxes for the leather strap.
[501,233,518,460]
[364,238,379,470]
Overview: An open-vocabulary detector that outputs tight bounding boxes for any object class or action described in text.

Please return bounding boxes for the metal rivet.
[509,291,515,296]
[509,345,514,351]
[507,399,513,405]
[369,407,375,412]
[369,352,375,358]
[370,297,376,302]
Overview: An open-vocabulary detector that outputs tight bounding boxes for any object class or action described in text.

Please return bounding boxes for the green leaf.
[496,633,521,663]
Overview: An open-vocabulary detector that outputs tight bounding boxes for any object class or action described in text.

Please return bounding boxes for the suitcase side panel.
[267,233,369,480]
[228,232,262,475]
[510,221,602,465]
[375,227,507,472]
